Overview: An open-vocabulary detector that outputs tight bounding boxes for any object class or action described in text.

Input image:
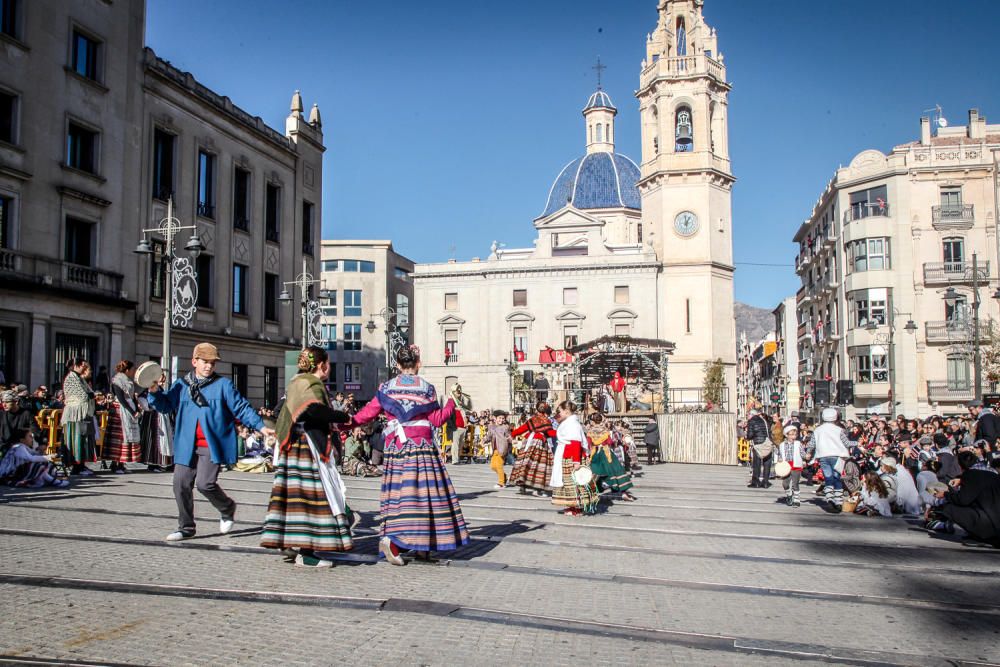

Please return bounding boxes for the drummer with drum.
[774,423,806,507]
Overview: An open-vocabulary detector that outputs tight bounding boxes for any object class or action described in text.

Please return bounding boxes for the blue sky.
[146,0,1000,309]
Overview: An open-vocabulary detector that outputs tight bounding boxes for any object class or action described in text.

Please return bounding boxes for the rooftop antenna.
[923,104,949,134]
[592,56,607,90]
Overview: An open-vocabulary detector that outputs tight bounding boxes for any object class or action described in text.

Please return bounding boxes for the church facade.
[412,0,736,410]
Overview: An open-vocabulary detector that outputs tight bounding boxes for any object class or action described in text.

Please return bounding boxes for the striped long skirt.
[508,440,553,492]
[261,435,354,553]
[104,403,142,463]
[62,420,96,465]
[551,460,600,513]
[381,438,469,552]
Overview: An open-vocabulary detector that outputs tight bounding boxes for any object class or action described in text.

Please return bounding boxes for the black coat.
[975,412,1000,445]
[746,415,771,445]
[643,421,659,446]
[0,409,37,448]
[940,469,1000,542]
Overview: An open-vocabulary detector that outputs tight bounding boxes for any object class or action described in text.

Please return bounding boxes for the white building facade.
[413,0,737,411]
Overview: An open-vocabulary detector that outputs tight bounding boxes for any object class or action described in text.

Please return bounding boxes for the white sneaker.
[493,484,504,490]
[219,517,235,534]
[165,531,193,542]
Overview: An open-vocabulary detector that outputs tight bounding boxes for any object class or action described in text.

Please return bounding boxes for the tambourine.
[134,361,164,389]
[572,465,594,486]
[774,461,792,479]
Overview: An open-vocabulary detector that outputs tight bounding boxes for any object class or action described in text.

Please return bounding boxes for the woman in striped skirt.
[60,359,97,476]
[104,360,143,473]
[585,413,636,502]
[550,401,599,516]
[351,345,469,566]
[508,402,555,495]
[260,347,352,568]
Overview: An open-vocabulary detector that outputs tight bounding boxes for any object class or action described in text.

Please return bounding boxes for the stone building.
[794,109,1000,419]
[318,240,414,402]
[412,0,737,411]
[0,0,323,406]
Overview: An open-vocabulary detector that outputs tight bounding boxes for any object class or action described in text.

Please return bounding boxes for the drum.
[134,361,164,390]
[774,461,792,479]
[572,465,594,486]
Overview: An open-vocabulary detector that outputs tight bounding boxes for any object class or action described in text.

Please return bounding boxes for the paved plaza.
[0,462,998,666]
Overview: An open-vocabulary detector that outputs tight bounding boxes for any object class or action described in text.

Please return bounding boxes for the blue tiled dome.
[540,152,641,218]
[584,90,616,112]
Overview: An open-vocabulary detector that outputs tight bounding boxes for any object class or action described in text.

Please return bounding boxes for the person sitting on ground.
[857,471,892,518]
[1,390,39,456]
[927,450,1000,547]
[917,459,944,511]
[0,428,68,488]
[342,426,380,477]
[881,455,921,515]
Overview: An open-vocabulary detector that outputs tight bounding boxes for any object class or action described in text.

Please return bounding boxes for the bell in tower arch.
[675,108,693,151]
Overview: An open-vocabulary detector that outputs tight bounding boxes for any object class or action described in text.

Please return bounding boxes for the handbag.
[753,438,774,458]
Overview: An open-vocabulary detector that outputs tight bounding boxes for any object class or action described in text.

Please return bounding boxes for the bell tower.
[637,0,737,396]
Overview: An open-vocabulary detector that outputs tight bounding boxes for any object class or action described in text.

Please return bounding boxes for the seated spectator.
[1,390,38,455]
[881,456,921,515]
[0,428,68,488]
[342,426,380,477]
[928,451,1000,547]
[857,471,892,517]
[917,460,944,511]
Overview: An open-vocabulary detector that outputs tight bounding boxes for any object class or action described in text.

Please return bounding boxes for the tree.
[703,357,726,410]
[983,319,1000,390]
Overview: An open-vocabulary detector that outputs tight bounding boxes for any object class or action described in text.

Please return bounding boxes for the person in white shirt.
[812,407,850,512]
[882,456,921,515]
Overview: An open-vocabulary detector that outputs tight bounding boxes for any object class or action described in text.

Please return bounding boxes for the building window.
[850,288,888,329]
[394,267,411,281]
[341,259,375,273]
[344,323,361,351]
[0,194,10,249]
[1,0,19,39]
[946,294,968,323]
[321,260,339,272]
[943,237,964,269]
[152,129,175,201]
[564,325,579,350]
[53,333,98,387]
[947,354,971,390]
[232,263,248,314]
[344,289,362,317]
[64,216,93,266]
[562,287,577,306]
[321,324,337,350]
[232,167,250,230]
[302,201,314,255]
[444,293,458,311]
[0,89,16,144]
[686,299,691,333]
[231,363,248,396]
[940,188,962,210]
[66,122,98,174]
[197,150,215,218]
[445,329,459,362]
[265,183,280,242]
[264,366,279,408]
[264,272,279,321]
[71,30,101,82]
[150,239,166,299]
[395,293,410,328]
[850,346,888,384]
[614,286,629,304]
[345,363,362,384]
[195,254,213,309]
[322,290,337,316]
[513,327,528,361]
[614,323,630,337]
[637,223,643,244]
[361,261,374,273]
[513,289,527,307]
[846,238,890,273]
[846,185,889,221]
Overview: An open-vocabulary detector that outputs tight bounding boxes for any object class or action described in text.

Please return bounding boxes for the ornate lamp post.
[366,306,408,379]
[278,257,328,347]
[135,197,205,382]
[865,309,917,417]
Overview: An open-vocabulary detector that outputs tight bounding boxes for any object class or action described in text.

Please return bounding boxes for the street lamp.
[865,308,917,418]
[135,196,205,382]
[365,306,408,378]
[940,253,991,402]
[279,258,323,347]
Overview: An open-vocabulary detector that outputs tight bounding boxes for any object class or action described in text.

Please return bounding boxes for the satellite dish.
[938,117,949,128]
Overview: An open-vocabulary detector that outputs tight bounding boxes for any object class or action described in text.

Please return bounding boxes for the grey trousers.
[450,428,467,464]
[782,470,801,495]
[173,447,236,533]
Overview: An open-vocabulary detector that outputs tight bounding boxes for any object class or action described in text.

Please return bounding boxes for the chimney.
[969,109,986,140]
[920,117,931,146]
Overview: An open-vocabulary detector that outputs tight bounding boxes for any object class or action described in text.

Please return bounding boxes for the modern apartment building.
[0,0,323,407]
[318,240,415,401]
[794,110,1000,419]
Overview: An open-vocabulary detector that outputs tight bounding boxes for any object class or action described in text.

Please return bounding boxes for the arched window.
[676,17,688,56]
[675,105,693,152]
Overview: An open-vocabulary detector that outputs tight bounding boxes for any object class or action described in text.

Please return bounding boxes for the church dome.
[583,90,616,112]
[540,152,641,218]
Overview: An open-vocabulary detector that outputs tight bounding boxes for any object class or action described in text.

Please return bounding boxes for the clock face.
[674,211,699,237]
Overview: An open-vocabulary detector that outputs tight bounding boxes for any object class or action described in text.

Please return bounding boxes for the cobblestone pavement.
[1,462,999,666]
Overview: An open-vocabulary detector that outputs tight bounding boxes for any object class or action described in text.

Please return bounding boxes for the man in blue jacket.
[149,343,274,541]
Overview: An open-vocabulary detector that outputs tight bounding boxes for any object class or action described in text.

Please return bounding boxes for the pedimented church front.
[412,0,737,410]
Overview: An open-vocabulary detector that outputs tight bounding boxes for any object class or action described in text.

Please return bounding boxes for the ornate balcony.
[923,261,991,285]
[925,320,991,344]
[927,381,974,404]
[844,202,890,224]
[0,247,129,304]
[932,204,975,230]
